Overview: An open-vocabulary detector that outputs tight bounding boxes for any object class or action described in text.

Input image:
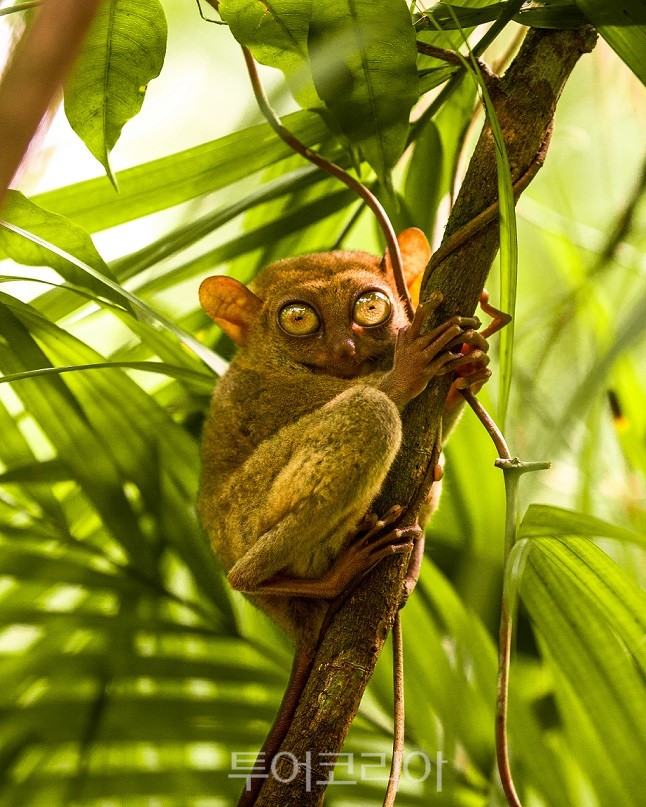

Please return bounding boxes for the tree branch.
[256,25,597,807]
[0,0,103,209]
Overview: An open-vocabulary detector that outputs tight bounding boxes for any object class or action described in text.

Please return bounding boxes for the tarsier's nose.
[326,337,360,378]
[333,337,357,359]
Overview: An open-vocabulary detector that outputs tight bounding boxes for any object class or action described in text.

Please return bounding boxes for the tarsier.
[197,227,491,805]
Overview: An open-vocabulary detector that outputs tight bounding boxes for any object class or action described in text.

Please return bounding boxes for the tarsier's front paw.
[383,293,482,407]
[445,328,492,393]
[442,289,511,395]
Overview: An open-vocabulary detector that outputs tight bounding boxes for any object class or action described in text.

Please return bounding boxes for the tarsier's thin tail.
[236,644,315,807]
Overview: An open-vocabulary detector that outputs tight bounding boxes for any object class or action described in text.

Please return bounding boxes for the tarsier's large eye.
[353,290,391,327]
[278,302,320,335]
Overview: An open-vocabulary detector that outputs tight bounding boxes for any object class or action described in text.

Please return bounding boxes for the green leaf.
[220,0,321,107]
[573,0,646,85]
[420,2,587,31]
[32,110,331,233]
[308,0,419,187]
[0,191,124,307]
[64,0,168,182]
[402,120,443,237]
[0,361,213,394]
[520,503,646,546]
[127,186,358,296]
[0,2,38,16]
[0,297,153,571]
[404,75,478,239]
[466,56,517,429]
[521,536,646,802]
[0,219,227,376]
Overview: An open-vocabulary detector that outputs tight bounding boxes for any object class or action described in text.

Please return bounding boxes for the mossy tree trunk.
[256,25,597,807]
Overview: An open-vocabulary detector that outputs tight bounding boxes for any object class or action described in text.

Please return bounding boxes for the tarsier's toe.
[382,504,404,524]
[357,512,379,531]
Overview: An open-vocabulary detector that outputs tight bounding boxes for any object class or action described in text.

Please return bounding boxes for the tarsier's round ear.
[382,227,432,307]
[199,276,262,347]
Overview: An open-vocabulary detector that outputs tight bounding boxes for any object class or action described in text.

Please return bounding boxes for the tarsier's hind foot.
[333,505,422,589]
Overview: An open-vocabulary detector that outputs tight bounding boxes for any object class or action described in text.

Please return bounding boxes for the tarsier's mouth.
[306,359,379,380]
[307,363,361,379]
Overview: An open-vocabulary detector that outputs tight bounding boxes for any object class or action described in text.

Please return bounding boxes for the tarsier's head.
[199,228,431,379]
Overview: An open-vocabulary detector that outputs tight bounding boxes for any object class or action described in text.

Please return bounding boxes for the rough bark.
[256,25,597,807]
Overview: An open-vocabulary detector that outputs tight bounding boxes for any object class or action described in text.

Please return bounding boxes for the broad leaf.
[573,0,646,85]
[0,191,123,306]
[64,0,168,182]
[308,0,419,187]
[520,503,646,546]
[33,111,331,233]
[219,0,320,107]
[521,536,646,804]
[421,2,588,31]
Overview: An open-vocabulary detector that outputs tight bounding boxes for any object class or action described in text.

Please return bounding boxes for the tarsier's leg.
[225,385,404,594]
[248,508,420,599]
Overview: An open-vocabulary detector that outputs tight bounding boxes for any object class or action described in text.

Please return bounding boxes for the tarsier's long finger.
[479,290,512,339]
[420,325,465,359]
[367,527,418,557]
[437,349,490,376]
[424,349,463,377]
[408,292,443,339]
[361,505,404,543]
[418,315,481,349]
[445,328,489,354]
[356,512,379,532]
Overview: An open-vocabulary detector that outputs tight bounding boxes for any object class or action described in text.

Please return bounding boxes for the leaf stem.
[460,390,550,807]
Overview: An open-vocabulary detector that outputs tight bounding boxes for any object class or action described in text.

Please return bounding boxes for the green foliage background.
[0,1,644,805]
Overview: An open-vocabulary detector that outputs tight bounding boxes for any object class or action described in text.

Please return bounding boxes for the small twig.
[416,41,498,86]
[195,0,226,24]
[460,390,550,807]
[239,45,413,318]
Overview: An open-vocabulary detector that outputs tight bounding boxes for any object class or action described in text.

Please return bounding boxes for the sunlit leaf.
[521,536,646,803]
[520,503,646,546]
[220,0,320,107]
[64,0,168,181]
[573,0,646,85]
[32,111,332,233]
[0,191,123,306]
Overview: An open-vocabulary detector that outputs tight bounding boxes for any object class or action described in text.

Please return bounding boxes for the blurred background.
[0,1,644,805]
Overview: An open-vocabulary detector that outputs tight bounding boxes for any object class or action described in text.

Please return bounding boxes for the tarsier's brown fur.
[197,228,490,805]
